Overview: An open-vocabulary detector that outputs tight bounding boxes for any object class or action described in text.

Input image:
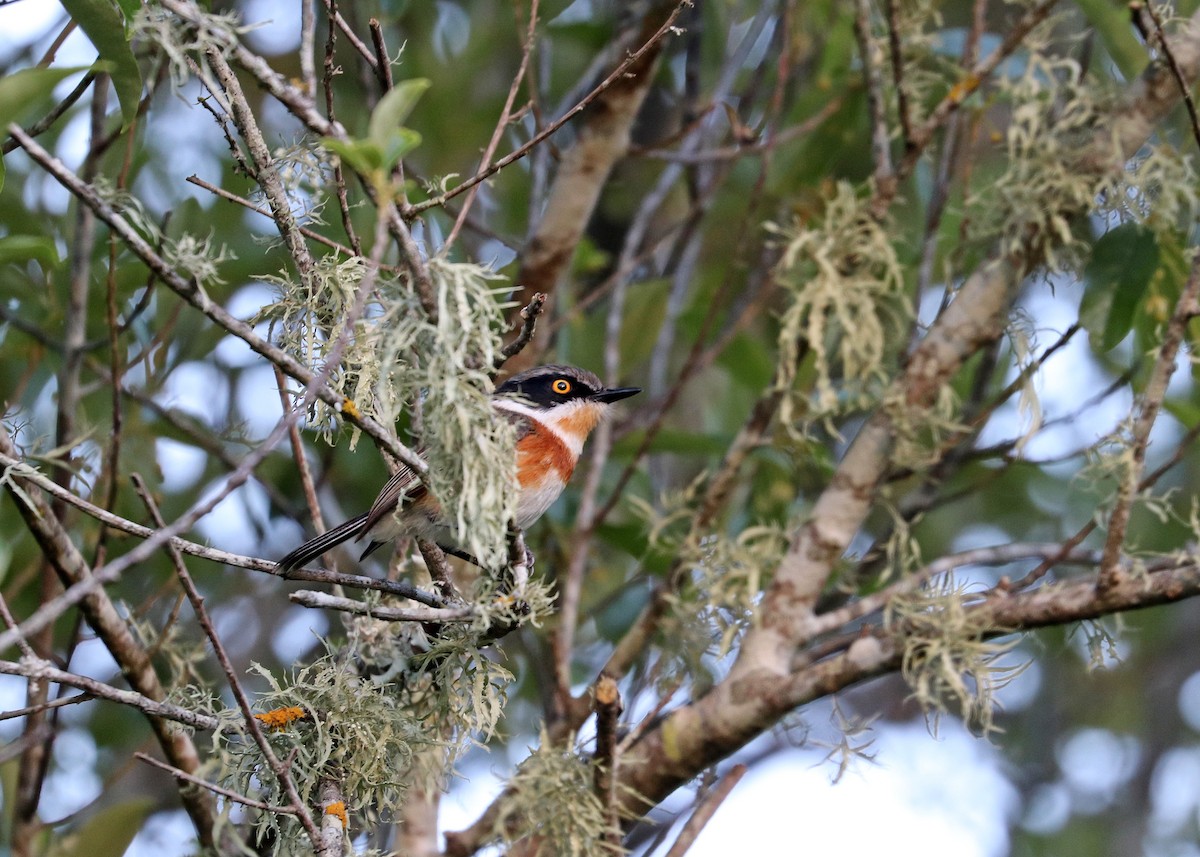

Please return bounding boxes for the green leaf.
[0,235,62,268]
[360,78,430,171]
[1080,223,1160,352]
[1164,399,1200,429]
[380,127,423,171]
[59,0,143,126]
[112,0,141,25]
[1074,0,1146,80]
[0,66,91,129]
[321,137,384,175]
[367,78,431,147]
[0,66,93,192]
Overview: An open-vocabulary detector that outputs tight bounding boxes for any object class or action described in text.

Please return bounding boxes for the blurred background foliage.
[4,0,1200,855]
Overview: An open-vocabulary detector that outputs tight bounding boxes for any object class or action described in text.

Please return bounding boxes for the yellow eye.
[551,379,571,395]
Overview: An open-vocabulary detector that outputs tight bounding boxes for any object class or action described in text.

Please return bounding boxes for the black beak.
[592,386,641,404]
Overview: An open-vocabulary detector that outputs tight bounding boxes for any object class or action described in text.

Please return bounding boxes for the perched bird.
[276,365,640,573]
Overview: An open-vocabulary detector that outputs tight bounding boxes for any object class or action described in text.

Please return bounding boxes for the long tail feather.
[276,512,370,574]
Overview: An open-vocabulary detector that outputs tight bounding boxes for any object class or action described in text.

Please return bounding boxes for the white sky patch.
[234,363,287,437]
[158,360,231,426]
[157,437,207,493]
[676,721,1017,857]
[270,607,330,664]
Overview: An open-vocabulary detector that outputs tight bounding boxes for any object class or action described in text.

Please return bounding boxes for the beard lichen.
[888,574,1027,736]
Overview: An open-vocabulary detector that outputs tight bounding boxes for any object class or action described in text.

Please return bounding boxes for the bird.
[276,364,641,574]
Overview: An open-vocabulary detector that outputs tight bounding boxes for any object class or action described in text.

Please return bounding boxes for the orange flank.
[516,424,576,485]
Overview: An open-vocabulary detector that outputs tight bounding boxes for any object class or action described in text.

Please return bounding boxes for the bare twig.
[854,0,895,208]
[1098,252,1200,591]
[1133,2,1200,155]
[409,0,689,215]
[0,658,221,731]
[320,0,378,73]
[0,445,444,606]
[661,764,747,857]
[592,675,622,848]
[276,366,327,539]
[323,0,363,256]
[135,753,297,814]
[883,0,913,148]
[495,292,547,370]
[368,18,394,90]
[0,690,92,721]
[131,474,323,848]
[289,590,474,623]
[443,0,541,252]
[300,0,317,98]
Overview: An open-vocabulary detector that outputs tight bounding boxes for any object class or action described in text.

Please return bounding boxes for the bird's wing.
[359,408,532,537]
[358,461,427,535]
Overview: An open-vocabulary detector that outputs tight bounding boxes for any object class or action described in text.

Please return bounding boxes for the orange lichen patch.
[340,399,360,419]
[254,706,308,729]
[324,801,348,828]
[947,73,980,104]
[516,426,575,484]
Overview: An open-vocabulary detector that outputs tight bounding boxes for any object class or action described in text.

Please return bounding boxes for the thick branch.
[504,2,677,370]
[0,425,218,844]
[610,2,1200,830]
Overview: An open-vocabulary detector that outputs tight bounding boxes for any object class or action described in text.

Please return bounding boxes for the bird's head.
[493,364,640,449]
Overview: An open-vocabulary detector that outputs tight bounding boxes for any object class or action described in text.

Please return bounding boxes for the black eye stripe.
[498,374,595,406]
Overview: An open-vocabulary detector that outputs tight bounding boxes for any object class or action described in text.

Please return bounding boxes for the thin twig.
[1134,2,1200,155]
[416,539,460,600]
[443,0,541,251]
[0,73,95,155]
[1098,252,1200,591]
[131,474,322,848]
[661,764,747,857]
[289,590,474,623]
[368,18,394,91]
[135,753,297,814]
[592,675,622,849]
[320,0,378,72]
[884,0,913,148]
[185,175,363,259]
[0,658,221,731]
[854,0,895,209]
[275,366,327,539]
[322,0,363,256]
[0,446,444,606]
[495,292,547,369]
[0,691,93,721]
[300,0,317,98]
[409,0,691,215]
